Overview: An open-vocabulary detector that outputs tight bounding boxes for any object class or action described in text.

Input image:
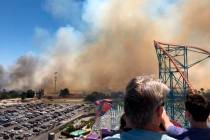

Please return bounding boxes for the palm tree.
[200,88,205,94]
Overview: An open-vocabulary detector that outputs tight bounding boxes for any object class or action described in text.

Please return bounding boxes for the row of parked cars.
[0,102,90,140]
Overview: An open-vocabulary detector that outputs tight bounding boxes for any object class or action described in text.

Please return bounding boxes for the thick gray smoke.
[175,0,210,89]
[1,0,210,93]
[0,65,5,88]
[7,55,39,90]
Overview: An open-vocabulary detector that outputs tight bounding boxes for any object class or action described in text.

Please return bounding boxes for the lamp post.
[54,72,57,94]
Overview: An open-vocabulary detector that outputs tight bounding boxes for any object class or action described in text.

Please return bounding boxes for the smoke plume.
[8,55,39,90]
[1,0,210,92]
[0,65,5,88]
[176,0,210,89]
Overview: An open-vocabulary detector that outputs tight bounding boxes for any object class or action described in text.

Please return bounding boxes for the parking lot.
[0,102,91,140]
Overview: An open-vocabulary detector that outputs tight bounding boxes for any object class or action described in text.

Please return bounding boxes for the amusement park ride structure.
[154,41,210,125]
[93,41,210,134]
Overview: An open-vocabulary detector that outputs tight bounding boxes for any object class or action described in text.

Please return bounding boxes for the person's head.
[124,76,169,129]
[185,94,210,122]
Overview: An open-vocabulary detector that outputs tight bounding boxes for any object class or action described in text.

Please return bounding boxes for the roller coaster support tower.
[154,41,210,125]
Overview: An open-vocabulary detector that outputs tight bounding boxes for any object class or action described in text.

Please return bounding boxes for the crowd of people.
[104,76,210,140]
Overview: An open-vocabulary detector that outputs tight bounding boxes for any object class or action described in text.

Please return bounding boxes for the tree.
[21,92,26,101]
[26,89,35,98]
[84,91,109,102]
[200,88,205,94]
[8,90,20,98]
[21,89,35,101]
[59,88,70,97]
[0,89,21,99]
[36,89,44,99]
[65,124,76,133]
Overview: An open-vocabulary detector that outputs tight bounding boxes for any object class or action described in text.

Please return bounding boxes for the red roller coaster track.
[154,41,210,94]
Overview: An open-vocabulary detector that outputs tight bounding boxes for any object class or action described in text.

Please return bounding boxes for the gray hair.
[124,76,169,128]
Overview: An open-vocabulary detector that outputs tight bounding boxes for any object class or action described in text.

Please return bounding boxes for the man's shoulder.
[167,125,187,136]
[103,130,177,140]
[187,127,210,132]
[161,134,177,140]
[103,134,121,140]
[176,128,210,140]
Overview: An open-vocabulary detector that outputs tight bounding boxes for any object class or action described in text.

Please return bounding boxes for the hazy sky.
[0,0,176,68]
[1,0,210,90]
[0,0,85,67]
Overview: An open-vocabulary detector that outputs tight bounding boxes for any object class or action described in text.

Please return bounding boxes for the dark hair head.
[185,94,210,122]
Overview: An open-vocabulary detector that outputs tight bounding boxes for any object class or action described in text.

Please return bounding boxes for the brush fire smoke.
[0,0,210,92]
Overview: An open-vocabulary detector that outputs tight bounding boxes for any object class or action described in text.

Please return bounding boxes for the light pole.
[54,72,57,94]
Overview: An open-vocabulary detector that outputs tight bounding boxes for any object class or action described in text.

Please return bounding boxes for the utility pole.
[54,72,57,94]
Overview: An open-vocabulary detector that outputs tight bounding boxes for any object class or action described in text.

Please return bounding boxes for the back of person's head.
[185,94,210,122]
[124,76,169,128]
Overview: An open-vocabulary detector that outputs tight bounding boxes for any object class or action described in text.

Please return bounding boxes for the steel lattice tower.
[154,41,210,125]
